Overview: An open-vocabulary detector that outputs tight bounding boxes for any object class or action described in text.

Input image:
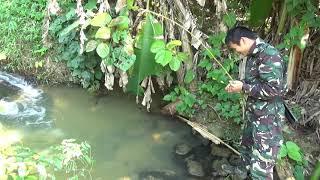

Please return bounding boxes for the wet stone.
[175,143,192,156]
[186,160,205,177]
[139,170,178,180]
[233,166,248,180]
[228,154,243,166]
[211,158,231,177]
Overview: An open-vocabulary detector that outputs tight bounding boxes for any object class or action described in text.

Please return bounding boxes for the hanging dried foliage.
[98,0,111,13]
[101,62,115,90]
[141,77,155,111]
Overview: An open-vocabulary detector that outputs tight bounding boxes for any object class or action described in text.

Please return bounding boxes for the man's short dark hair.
[225,26,257,46]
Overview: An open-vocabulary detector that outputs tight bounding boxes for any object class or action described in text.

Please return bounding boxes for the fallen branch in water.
[176,115,240,156]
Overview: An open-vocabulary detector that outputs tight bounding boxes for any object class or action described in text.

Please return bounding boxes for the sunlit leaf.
[96,43,110,58]
[90,13,112,27]
[0,52,7,60]
[166,40,182,50]
[176,52,187,62]
[95,27,111,40]
[109,16,129,30]
[85,40,98,52]
[155,50,173,66]
[127,0,135,10]
[169,57,181,71]
[150,40,165,53]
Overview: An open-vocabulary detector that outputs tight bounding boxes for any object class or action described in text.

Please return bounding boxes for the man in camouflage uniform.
[224,26,286,179]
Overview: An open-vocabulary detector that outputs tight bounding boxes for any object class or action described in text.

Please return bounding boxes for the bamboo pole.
[176,115,240,156]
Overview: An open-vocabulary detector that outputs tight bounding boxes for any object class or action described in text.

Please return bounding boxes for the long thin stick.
[176,115,240,156]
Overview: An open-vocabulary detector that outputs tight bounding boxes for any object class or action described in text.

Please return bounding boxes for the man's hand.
[225,80,243,93]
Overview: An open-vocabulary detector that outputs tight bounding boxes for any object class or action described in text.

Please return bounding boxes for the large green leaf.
[249,0,273,27]
[127,15,156,95]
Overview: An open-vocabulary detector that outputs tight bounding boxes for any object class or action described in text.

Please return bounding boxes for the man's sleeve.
[242,55,283,100]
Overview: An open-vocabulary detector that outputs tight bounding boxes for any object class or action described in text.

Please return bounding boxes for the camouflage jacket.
[242,38,287,106]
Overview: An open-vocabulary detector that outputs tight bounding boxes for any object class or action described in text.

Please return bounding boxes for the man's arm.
[242,54,284,100]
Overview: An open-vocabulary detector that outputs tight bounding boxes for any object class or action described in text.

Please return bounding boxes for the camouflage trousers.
[240,99,285,180]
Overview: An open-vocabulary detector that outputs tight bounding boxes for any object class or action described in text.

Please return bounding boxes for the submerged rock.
[139,169,178,180]
[211,158,247,179]
[233,166,248,180]
[228,154,243,166]
[175,143,192,155]
[186,160,205,177]
[211,158,230,177]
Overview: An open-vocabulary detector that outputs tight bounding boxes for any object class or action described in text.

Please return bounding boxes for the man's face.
[228,38,249,56]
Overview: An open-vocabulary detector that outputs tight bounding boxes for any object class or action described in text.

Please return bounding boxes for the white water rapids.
[0,72,52,128]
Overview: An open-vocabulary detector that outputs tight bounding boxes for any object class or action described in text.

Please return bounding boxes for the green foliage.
[0,135,93,179]
[163,87,199,116]
[184,70,196,84]
[278,141,308,180]
[90,13,112,27]
[286,0,318,19]
[249,0,273,27]
[0,0,47,70]
[161,11,241,122]
[278,25,307,50]
[150,39,187,71]
[198,31,242,124]
[49,1,137,91]
[278,0,319,50]
[223,12,237,28]
[49,5,101,90]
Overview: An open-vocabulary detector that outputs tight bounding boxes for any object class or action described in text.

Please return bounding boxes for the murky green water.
[27,86,199,179]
